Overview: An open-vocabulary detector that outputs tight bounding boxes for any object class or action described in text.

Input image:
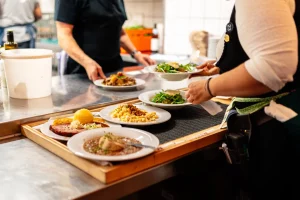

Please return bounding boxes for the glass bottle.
[151,24,159,53]
[4,31,18,50]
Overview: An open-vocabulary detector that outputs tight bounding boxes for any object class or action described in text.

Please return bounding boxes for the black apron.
[216,3,300,200]
[65,0,127,75]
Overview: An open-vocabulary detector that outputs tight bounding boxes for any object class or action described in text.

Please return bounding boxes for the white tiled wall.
[40,0,55,13]
[124,0,164,28]
[164,0,235,55]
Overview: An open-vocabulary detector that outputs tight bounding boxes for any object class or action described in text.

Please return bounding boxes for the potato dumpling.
[73,109,94,124]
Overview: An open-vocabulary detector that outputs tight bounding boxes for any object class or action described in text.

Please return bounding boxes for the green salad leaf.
[151,91,186,104]
[155,62,197,73]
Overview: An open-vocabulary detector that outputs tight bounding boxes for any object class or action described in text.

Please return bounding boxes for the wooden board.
[21,99,228,184]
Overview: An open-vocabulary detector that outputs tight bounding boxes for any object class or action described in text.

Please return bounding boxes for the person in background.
[55,0,155,81]
[187,0,299,199]
[0,0,42,48]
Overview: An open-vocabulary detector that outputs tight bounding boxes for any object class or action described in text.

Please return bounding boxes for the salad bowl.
[145,62,203,81]
[138,89,192,110]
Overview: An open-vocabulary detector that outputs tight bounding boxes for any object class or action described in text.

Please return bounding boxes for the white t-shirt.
[0,0,39,43]
[216,0,298,92]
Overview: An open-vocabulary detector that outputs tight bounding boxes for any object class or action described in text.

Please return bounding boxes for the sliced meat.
[49,124,84,137]
[49,122,110,137]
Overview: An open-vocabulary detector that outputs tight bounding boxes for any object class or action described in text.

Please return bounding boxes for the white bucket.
[1,49,53,99]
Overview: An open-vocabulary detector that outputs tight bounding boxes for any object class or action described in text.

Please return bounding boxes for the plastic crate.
[121,28,153,53]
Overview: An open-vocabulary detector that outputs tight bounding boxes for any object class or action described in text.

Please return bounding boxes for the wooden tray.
[21,99,227,184]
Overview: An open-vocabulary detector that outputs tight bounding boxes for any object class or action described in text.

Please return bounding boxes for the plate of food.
[99,103,171,126]
[67,127,159,161]
[40,108,121,141]
[145,62,203,81]
[138,89,192,110]
[93,72,145,90]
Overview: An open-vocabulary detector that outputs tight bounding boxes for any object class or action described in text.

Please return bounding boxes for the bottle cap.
[7,31,14,42]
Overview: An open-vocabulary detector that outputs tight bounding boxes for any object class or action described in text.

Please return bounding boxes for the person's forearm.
[120,29,136,54]
[210,63,272,97]
[58,33,92,66]
[34,3,42,22]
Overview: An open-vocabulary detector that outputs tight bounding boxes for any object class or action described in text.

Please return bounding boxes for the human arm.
[186,64,270,104]
[189,60,220,78]
[120,28,155,66]
[186,0,298,104]
[34,2,42,21]
[55,0,105,80]
[56,21,105,80]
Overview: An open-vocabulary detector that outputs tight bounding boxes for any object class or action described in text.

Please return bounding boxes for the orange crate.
[121,28,153,53]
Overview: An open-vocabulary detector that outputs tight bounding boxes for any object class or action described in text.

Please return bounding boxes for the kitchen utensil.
[127,143,156,150]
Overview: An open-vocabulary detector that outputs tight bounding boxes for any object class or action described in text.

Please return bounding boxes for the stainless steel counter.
[0,73,189,136]
[0,72,191,200]
[0,137,179,200]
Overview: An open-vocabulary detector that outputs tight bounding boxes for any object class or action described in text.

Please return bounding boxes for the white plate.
[99,104,171,126]
[40,113,122,141]
[93,78,145,90]
[67,127,159,161]
[145,65,203,81]
[138,90,192,110]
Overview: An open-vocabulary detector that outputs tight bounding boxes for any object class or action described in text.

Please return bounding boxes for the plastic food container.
[1,49,53,99]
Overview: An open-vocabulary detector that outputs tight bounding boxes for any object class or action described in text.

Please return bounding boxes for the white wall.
[39,0,55,13]
[124,0,164,28]
[164,0,235,55]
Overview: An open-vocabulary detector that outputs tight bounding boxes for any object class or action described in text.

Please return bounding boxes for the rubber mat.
[124,104,227,144]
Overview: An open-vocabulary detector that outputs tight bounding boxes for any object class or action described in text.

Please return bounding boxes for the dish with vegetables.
[102,72,136,86]
[83,132,142,156]
[151,90,186,104]
[138,90,192,110]
[67,127,159,161]
[155,62,197,73]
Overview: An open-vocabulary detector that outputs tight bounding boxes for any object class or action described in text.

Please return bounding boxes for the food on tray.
[83,132,142,155]
[102,72,136,86]
[73,108,94,124]
[151,90,186,104]
[110,104,158,122]
[155,62,197,73]
[49,109,109,137]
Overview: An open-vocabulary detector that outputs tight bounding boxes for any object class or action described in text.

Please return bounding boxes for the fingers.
[186,92,194,103]
[208,67,220,75]
[90,70,99,82]
[186,82,202,105]
[196,60,215,69]
[207,60,216,64]
[185,92,191,100]
[188,67,212,79]
[97,66,106,79]
[139,58,149,66]
[145,56,156,65]
[197,60,216,69]
[197,62,209,69]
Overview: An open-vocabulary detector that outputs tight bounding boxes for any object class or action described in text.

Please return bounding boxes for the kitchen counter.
[0,73,227,200]
[0,73,189,129]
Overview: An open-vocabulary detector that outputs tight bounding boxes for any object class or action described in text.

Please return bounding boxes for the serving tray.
[21,99,228,184]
